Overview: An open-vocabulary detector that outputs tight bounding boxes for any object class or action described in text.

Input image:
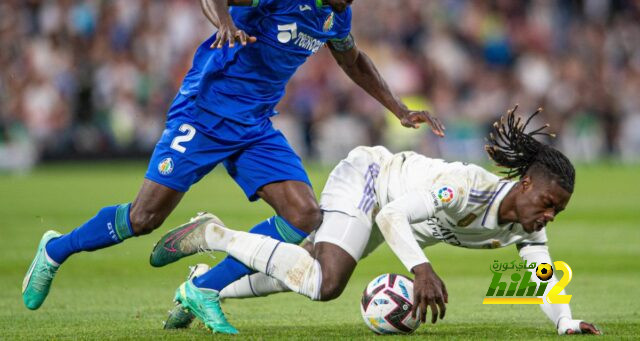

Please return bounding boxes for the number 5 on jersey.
[277,23,298,43]
[170,123,196,153]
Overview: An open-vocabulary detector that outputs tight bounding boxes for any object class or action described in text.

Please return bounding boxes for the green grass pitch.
[1,162,639,339]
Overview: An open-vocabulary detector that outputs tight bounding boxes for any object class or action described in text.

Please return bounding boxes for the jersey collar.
[481,181,516,229]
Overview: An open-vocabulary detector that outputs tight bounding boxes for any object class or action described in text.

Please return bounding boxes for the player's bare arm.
[516,243,601,336]
[200,0,257,48]
[374,190,451,324]
[328,40,445,137]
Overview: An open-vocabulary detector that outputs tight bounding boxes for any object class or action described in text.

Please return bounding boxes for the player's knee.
[129,208,165,236]
[283,201,322,232]
[319,276,346,301]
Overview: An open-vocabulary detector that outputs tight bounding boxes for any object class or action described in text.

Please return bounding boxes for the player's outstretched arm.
[200,0,257,48]
[328,41,445,137]
[374,191,448,324]
[517,244,601,335]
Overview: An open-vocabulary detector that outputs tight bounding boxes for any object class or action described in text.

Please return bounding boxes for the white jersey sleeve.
[374,179,467,272]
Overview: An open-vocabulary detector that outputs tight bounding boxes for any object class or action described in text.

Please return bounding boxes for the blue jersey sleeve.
[332,7,352,40]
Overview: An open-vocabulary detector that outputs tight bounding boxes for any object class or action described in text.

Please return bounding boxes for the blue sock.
[193,216,308,291]
[45,204,134,264]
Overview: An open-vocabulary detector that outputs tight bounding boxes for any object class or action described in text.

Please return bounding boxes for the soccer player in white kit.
[152,106,599,335]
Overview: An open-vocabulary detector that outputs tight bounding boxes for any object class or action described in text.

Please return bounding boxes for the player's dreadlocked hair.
[485,105,575,193]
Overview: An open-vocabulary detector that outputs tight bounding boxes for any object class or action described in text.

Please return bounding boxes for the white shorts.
[313,146,392,261]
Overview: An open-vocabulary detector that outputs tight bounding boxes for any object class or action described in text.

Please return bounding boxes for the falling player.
[152,106,600,335]
[22,0,445,334]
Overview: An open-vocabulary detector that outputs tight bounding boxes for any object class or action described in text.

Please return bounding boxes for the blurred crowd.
[1,0,640,170]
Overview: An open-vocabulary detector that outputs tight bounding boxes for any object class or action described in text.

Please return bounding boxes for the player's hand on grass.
[399,110,446,137]
[566,321,601,335]
[211,20,257,49]
[569,322,601,335]
[558,318,601,335]
[411,262,448,324]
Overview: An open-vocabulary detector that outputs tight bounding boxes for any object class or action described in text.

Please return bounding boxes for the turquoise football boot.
[22,230,62,310]
[163,263,210,329]
[150,212,225,267]
[174,280,238,334]
[164,303,196,330]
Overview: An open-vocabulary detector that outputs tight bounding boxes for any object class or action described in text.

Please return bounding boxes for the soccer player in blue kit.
[22,0,445,333]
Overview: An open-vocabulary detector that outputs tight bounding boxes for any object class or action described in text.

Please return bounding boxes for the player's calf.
[314,242,358,301]
[279,203,323,233]
[129,209,167,236]
[317,276,349,301]
[257,181,323,233]
[129,179,184,236]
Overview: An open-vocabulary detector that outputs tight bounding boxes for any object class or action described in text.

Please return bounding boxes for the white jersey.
[318,146,546,271]
[376,150,547,251]
[317,146,573,331]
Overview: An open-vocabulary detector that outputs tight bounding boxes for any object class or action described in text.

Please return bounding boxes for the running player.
[153,106,600,335]
[22,0,444,334]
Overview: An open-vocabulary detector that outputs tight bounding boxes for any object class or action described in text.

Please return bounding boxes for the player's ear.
[519,175,532,192]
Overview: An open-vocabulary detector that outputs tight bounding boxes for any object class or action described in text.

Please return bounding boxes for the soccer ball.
[536,263,554,281]
[360,274,420,334]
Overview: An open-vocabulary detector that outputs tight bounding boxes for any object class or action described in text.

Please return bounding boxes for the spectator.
[1,0,639,168]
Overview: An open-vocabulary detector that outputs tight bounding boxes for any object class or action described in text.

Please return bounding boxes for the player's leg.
[174,145,384,299]
[257,180,322,233]
[218,241,314,299]
[220,227,384,301]
[162,147,384,329]
[23,96,226,311]
[22,180,183,310]
[153,116,314,334]
[153,128,319,284]
[44,179,183,261]
[189,124,321,287]
[198,145,387,300]
[198,211,374,301]
[45,180,183,262]
[184,181,319,292]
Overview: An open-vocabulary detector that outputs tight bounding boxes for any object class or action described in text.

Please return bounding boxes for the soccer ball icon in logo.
[536,263,554,281]
[360,274,420,334]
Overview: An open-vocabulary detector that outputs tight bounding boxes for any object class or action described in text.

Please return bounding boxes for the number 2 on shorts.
[170,123,196,153]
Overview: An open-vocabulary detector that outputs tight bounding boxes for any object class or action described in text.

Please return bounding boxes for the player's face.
[514,175,572,233]
[325,0,353,12]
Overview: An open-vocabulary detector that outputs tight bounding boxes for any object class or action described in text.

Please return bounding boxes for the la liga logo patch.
[158,157,174,176]
[437,186,454,203]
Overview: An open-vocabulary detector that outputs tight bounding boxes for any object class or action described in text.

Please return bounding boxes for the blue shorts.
[145,95,311,201]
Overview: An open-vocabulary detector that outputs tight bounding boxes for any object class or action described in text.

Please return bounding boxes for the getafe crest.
[158,157,174,176]
[323,12,335,32]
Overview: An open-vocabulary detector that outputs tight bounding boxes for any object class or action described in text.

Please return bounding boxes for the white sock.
[219,273,290,299]
[218,229,323,300]
[203,222,236,252]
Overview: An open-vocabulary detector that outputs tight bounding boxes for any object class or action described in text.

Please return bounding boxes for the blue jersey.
[179,0,352,124]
